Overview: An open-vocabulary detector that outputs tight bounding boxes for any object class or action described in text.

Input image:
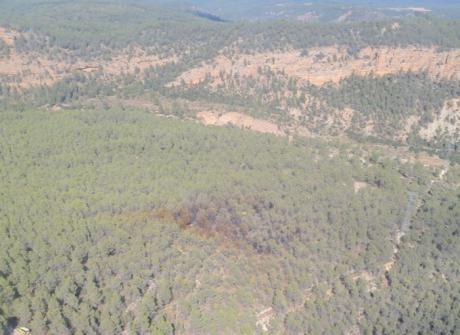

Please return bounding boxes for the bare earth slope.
[169,46,460,87]
[0,27,176,88]
[1,25,459,152]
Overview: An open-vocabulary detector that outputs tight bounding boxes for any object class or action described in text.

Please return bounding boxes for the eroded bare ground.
[419,98,460,140]
[0,27,176,88]
[163,43,460,143]
[2,25,459,146]
[0,26,19,46]
[76,94,452,174]
[197,111,284,136]
[169,46,460,87]
[0,47,175,88]
[79,95,290,138]
[3,23,460,91]
[6,22,453,167]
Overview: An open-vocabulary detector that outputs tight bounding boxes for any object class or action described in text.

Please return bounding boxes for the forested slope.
[0,1,459,159]
[0,1,459,334]
[0,109,458,334]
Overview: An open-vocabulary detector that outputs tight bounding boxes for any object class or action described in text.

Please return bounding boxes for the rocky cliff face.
[167,45,460,151]
[1,25,458,155]
[0,27,175,89]
[170,46,460,87]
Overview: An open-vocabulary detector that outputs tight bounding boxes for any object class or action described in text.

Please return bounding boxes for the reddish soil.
[169,46,460,87]
[197,111,285,136]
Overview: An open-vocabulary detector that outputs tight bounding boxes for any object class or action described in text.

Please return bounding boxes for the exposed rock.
[169,46,460,87]
[419,98,460,140]
[197,111,285,136]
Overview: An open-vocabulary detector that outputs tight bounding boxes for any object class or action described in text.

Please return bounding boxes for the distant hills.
[170,0,460,21]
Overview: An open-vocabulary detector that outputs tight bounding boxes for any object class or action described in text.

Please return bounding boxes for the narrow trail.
[385,156,451,273]
[276,160,452,331]
[121,279,157,335]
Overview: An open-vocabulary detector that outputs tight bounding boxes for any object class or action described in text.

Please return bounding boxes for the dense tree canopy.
[0,109,458,334]
[0,1,459,334]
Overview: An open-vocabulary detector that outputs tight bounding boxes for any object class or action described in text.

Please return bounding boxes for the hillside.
[175,0,460,21]
[0,3,459,159]
[0,1,459,334]
[1,109,458,335]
